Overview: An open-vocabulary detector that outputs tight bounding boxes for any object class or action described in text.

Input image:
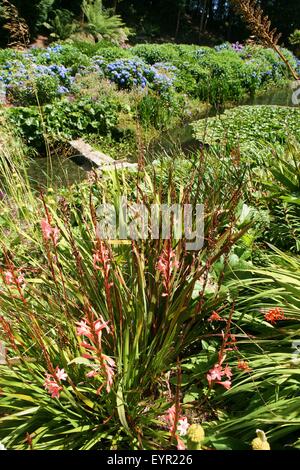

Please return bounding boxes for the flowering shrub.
[131,43,180,65]
[131,42,298,104]
[0,59,73,105]
[103,59,175,93]
[32,44,92,73]
[215,42,244,53]
[7,75,62,106]
[0,41,297,110]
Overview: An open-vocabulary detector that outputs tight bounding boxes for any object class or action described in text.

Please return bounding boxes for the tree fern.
[81,0,130,44]
[35,0,56,30]
[44,9,78,41]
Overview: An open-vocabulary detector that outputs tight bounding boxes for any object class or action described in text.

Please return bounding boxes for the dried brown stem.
[230,0,299,80]
[1,0,30,49]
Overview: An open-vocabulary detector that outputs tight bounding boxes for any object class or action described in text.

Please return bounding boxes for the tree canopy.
[0,0,299,46]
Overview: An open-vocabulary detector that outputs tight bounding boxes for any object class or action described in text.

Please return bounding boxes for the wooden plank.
[69,138,114,166]
[69,138,138,172]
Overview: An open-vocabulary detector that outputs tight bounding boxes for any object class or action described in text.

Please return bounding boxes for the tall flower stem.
[230,0,299,80]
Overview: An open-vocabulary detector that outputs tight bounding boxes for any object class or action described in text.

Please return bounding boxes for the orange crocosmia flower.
[237,359,251,372]
[264,307,285,324]
[208,311,223,322]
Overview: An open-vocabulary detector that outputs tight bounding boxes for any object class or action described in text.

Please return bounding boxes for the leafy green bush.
[259,150,300,253]
[44,9,79,41]
[34,44,91,74]
[204,249,300,449]
[131,43,180,64]
[7,74,61,106]
[131,44,212,65]
[91,45,133,62]
[3,97,120,149]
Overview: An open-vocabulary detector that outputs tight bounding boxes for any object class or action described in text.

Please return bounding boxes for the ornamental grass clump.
[0,144,250,449]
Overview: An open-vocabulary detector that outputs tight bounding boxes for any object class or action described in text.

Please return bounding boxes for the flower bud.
[251,429,270,450]
[187,424,205,450]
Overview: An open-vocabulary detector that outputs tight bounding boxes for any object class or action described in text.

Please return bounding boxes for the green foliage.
[259,150,300,252]
[289,30,300,47]
[68,40,132,59]
[132,43,181,64]
[0,116,33,207]
[0,0,298,49]
[192,106,300,155]
[81,0,130,44]
[0,48,22,65]
[0,14,300,449]
[44,9,78,41]
[205,249,300,449]
[7,74,61,106]
[34,44,91,74]
[0,150,248,449]
[131,43,293,105]
[132,43,213,64]
[156,57,205,99]
[34,0,56,30]
[137,90,183,130]
[3,97,120,149]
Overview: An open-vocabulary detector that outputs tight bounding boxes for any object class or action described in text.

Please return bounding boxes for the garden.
[0,0,300,453]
